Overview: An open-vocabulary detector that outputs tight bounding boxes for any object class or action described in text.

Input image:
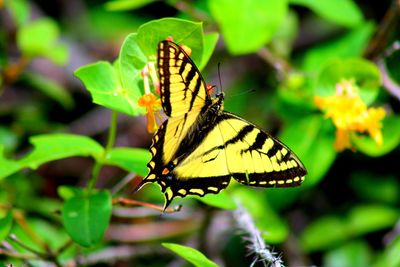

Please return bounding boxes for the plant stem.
[86,111,118,194]
[105,110,118,153]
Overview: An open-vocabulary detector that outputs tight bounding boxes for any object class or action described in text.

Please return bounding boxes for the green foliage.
[0,211,13,241]
[300,205,399,252]
[17,18,68,64]
[352,115,400,156]
[62,189,112,247]
[289,0,364,27]
[233,187,289,243]
[162,243,219,267]
[316,58,381,103]
[208,0,288,54]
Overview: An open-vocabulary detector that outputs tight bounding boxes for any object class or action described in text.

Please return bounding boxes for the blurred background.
[1,0,400,266]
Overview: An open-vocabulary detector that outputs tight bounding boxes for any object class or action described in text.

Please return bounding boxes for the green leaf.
[232,187,288,244]
[375,236,400,267]
[25,73,74,110]
[349,172,399,204]
[104,0,156,11]
[270,9,299,57]
[58,186,86,200]
[300,216,348,252]
[0,147,22,179]
[323,241,371,267]
[5,0,30,26]
[136,18,204,66]
[199,32,219,70]
[290,0,364,27]
[118,33,147,106]
[105,147,150,177]
[347,205,399,236]
[75,61,144,116]
[301,205,399,252]
[316,58,381,104]
[301,22,375,72]
[46,43,69,65]
[352,116,400,157]
[209,0,288,54]
[279,115,337,187]
[0,211,13,241]
[162,243,219,267]
[19,134,104,169]
[16,17,68,64]
[194,191,236,210]
[62,190,112,247]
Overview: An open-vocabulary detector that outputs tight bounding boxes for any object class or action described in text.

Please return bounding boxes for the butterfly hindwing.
[217,112,306,187]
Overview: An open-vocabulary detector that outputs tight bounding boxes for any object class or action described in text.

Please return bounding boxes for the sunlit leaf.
[19,134,104,169]
[104,0,156,11]
[5,0,30,26]
[200,32,219,70]
[209,0,288,54]
[162,243,219,267]
[16,17,68,65]
[301,22,375,72]
[75,61,145,116]
[136,18,204,66]
[105,147,150,177]
[118,33,147,106]
[290,0,364,27]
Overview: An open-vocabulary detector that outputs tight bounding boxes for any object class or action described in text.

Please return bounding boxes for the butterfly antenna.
[217,62,223,95]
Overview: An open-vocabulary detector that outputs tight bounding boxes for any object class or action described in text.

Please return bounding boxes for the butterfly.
[137,40,307,209]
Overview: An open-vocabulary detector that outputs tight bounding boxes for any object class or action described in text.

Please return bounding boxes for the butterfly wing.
[217,112,307,187]
[158,40,209,118]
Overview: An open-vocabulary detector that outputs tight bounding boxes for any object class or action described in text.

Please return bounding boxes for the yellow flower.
[314,79,385,151]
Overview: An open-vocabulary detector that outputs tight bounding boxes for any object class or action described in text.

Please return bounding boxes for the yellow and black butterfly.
[138,40,307,209]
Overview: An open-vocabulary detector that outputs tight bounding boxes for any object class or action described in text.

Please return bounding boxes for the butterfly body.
[139,40,307,209]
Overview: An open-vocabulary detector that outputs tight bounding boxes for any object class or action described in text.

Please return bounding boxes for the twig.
[69,245,162,266]
[257,47,291,81]
[377,42,400,101]
[112,197,181,213]
[233,201,284,267]
[364,0,400,60]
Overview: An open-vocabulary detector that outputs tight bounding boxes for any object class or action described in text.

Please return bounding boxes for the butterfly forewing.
[158,41,209,118]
